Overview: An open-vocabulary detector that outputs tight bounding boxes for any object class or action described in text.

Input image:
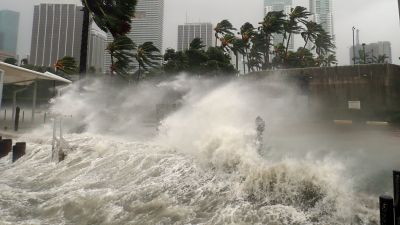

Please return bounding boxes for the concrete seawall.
[249,64,400,122]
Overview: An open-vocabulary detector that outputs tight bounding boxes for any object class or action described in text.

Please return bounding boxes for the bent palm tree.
[229,38,246,72]
[214,20,236,47]
[284,6,310,58]
[135,42,162,81]
[301,21,323,49]
[314,30,335,59]
[81,0,138,77]
[81,0,137,37]
[55,56,78,75]
[106,35,136,77]
[258,11,286,69]
[190,38,206,50]
[240,22,255,74]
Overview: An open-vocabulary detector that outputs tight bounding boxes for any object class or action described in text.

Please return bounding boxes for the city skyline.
[350,41,392,65]
[0,0,399,65]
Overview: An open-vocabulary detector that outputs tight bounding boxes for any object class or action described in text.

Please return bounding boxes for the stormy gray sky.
[1,0,399,65]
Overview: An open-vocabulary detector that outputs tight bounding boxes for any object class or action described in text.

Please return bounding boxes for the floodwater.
[0,75,399,225]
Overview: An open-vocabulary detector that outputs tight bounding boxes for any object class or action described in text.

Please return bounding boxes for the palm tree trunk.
[303,36,309,49]
[137,64,141,82]
[243,52,246,74]
[79,6,90,79]
[110,53,114,76]
[285,33,292,58]
[246,48,250,72]
[264,35,271,70]
[235,52,239,72]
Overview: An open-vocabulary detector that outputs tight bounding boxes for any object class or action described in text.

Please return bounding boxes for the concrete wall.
[250,64,400,121]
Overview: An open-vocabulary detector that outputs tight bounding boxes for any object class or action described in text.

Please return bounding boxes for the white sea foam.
[1,75,394,224]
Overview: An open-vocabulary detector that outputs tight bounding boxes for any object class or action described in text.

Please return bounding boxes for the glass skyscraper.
[309,0,334,38]
[0,10,20,56]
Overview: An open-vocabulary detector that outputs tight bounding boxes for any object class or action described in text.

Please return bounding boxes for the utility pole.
[362,43,366,64]
[352,27,356,65]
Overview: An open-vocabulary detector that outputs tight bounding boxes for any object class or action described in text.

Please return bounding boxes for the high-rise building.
[349,41,392,65]
[0,10,20,57]
[29,3,105,71]
[29,4,84,67]
[264,0,294,50]
[309,0,334,38]
[103,0,164,73]
[177,23,213,51]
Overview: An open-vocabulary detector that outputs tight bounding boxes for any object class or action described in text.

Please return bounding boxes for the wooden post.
[12,142,26,162]
[380,195,395,225]
[14,106,20,131]
[394,171,400,225]
[22,110,25,123]
[44,112,47,123]
[0,139,12,158]
[3,109,6,120]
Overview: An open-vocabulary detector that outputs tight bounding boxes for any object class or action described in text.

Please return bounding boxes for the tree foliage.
[55,56,78,75]
[209,7,336,73]
[163,38,236,76]
[82,0,139,78]
[3,58,18,65]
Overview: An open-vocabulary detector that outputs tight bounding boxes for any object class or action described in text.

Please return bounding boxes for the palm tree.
[283,6,310,58]
[229,37,246,72]
[301,21,323,49]
[314,30,335,59]
[247,46,263,72]
[240,22,255,74]
[106,35,136,77]
[324,54,337,67]
[80,0,138,77]
[214,20,236,47]
[135,42,162,81]
[377,54,389,64]
[55,56,78,74]
[258,10,286,69]
[189,37,205,50]
[81,0,137,37]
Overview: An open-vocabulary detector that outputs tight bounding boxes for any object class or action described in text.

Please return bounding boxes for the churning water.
[1,75,399,225]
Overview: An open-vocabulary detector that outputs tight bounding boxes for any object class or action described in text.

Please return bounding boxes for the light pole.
[352,27,356,65]
[362,43,366,64]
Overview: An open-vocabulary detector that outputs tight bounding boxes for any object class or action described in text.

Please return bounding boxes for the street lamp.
[352,27,356,65]
[362,43,366,64]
